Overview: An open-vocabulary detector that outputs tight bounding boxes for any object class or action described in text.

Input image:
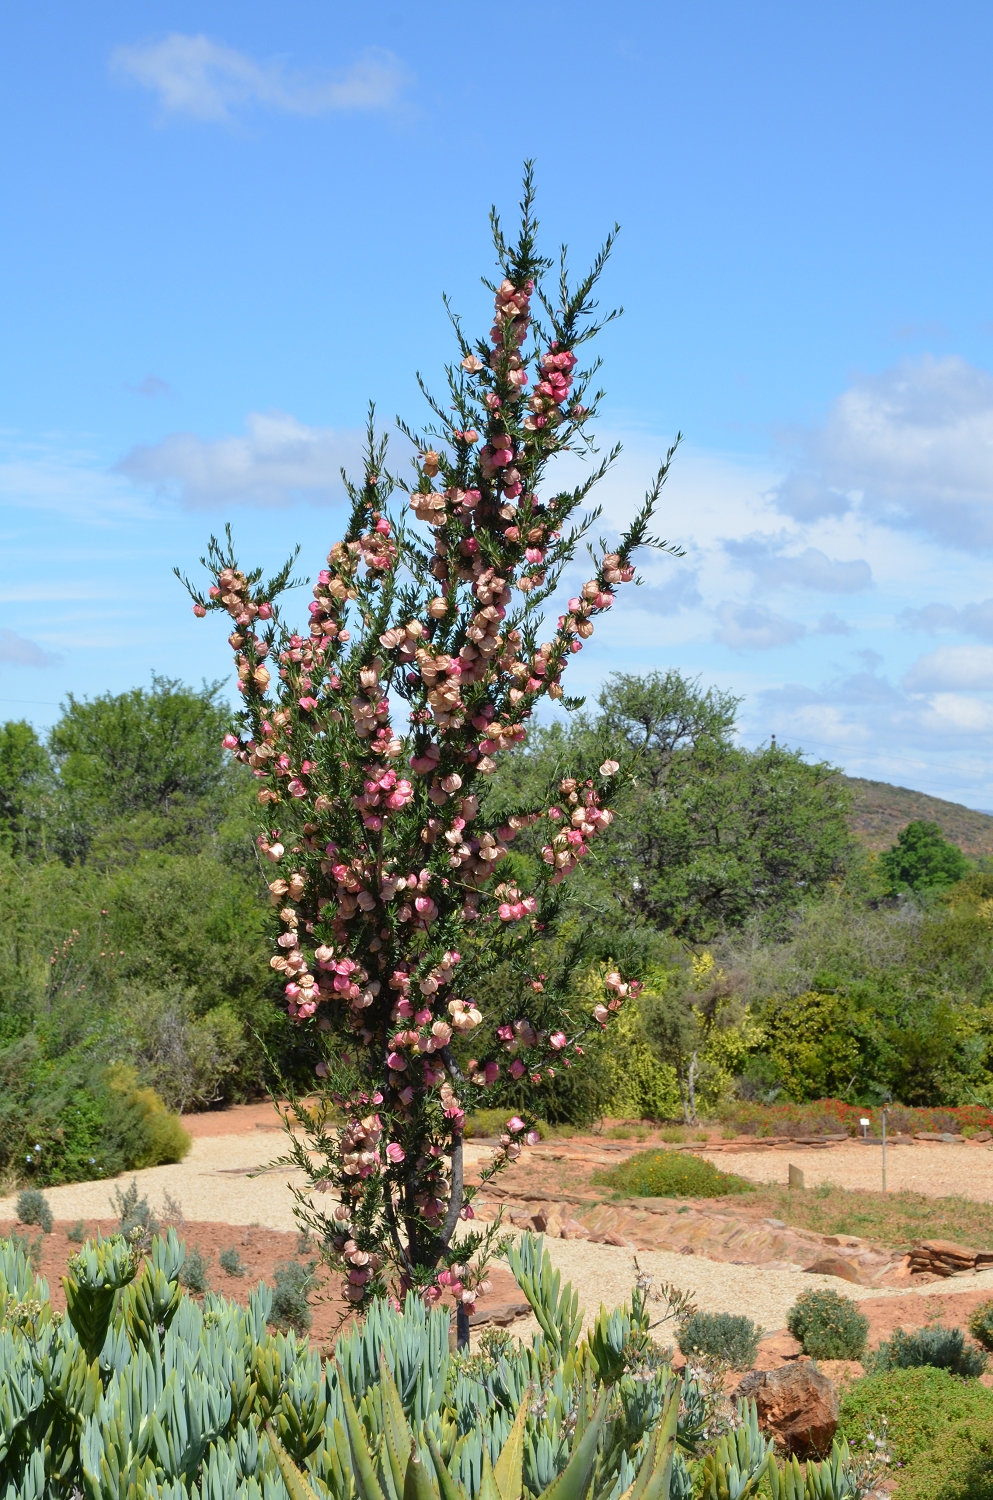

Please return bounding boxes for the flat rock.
[803,1255,864,1284]
[735,1362,839,1457]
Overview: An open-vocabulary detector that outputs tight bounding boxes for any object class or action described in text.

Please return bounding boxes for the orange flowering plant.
[178,169,680,1336]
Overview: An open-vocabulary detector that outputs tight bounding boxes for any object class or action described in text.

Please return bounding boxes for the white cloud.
[636,568,702,616]
[724,534,872,593]
[814,612,855,635]
[0,628,61,668]
[110,34,409,123]
[770,473,851,521]
[715,602,805,650]
[903,644,993,692]
[775,355,993,548]
[900,596,993,641]
[116,412,364,508]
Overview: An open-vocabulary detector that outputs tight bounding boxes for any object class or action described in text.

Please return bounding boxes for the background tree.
[879,818,970,894]
[498,670,857,941]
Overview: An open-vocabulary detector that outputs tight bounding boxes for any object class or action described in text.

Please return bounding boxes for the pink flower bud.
[222,734,239,750]
[386,1142,405,1163]
[193,602,207,617]
[258,602,272,619]
[549,1032,568,1050]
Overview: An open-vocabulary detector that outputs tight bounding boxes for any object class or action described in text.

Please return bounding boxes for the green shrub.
[872,1325,986,1378]
[6,1229,42,1270]
[0,1048,191,1189]
[786,1288,869,1360]
[677,1311,761,1367]
[268,1257,316,1335]
[66,1219,86,1243]
[969,1301,993,1352]
[592,1148,752,1199]
[840,1365,993,1465]
[896,1420,993,1500]
[15,1188,52,1234]
[179,1244,211,1294]
[111,1178,159,1243]
[219,1245,246,1277]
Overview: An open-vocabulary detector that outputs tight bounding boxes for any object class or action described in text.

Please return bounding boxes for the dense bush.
[872,1325,987,1378]
[677,1310,761,1368]
[896,1424,993,1500]
[592,1147,752,1198]
[786,1289,869,1360]
[840,1365,993,1465]
[1,1048,191,1187]
[970,1301,993,1351]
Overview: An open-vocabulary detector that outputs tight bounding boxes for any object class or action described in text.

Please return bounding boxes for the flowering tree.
[179,169,680,1337]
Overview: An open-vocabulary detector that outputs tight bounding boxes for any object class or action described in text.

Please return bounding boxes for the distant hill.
[843,776,993,856]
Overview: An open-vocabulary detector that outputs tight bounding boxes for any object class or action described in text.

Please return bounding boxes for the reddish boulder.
[803,1254,863,1284]
[734,1362,839,1457]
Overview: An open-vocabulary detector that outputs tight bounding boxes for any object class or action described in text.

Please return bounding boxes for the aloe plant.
[1,1229,862,1500]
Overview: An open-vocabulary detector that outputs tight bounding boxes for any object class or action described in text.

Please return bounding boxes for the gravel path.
[6,1128,993,1332]
[700,1139,993,1200]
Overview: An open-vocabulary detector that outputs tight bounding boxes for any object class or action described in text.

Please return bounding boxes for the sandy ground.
[7,1116,993,1333]
[699,1138,993,1200]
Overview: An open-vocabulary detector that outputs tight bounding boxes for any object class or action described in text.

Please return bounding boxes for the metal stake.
[881,1108,887,1194]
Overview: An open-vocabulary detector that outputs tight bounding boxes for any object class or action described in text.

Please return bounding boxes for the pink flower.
[193,603,207,617]
[509,1059,526,1079]
[298,696,318,711]
[258,602,272,619]
[599,759,620,776]
[525,1130,540,1146]
[386,1143,405,1164]
[549,1032,568,1050]
[222,733,239,750]
[287,779,308,798]
[507,1116,525,1133]
[387,1051,407,1071]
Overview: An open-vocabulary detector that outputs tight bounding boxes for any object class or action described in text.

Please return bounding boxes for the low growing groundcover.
[592,1147,753,1198]
[840,1367,993,1500]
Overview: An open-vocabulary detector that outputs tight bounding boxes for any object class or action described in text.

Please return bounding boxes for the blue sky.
[4,2,993,804]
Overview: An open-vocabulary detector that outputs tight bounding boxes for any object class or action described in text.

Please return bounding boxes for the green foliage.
[677,1312,760,1368]
[0,676,316,1186]
[8,1228,43,1270]
[969,1301,993,1352]
[592,1148,753,1199]
[269,1257,316,1335]
[15,1187,52,1234]
[179,1243,212,1294]
[892,1422,993,1500]
[786,1290,868,1361]
[66,1219,86,1243]
[220,1245,247,1277]
[111,1177,160,1242]
[839,1365,993,1464]
[2,1227,773,1500]
[879,820,970,895]
[502,671,857,944]
[871,1325,987,1378]
[0,719,52,858]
